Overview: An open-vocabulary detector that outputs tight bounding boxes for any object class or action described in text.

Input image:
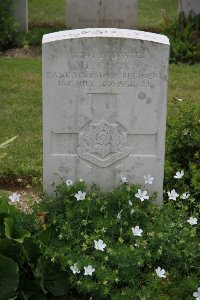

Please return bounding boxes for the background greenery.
[28,0,179,28]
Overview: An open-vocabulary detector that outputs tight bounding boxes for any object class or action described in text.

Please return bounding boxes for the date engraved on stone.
[78,119,130,167]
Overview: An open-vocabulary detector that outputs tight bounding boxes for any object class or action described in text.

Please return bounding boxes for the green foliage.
[34,180,200,299]
[165,98,200,197]
[162,12,200,63]
[0,190,69,298]
[35,256,70,296]
[4,217,31,243]
[0,254,19,300]
[0,0,20,50]
[24,27,65,46]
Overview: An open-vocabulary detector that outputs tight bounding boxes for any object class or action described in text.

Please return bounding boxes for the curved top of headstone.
[43,28,169,45]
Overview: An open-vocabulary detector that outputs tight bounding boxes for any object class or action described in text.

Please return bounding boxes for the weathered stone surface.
[179,0,200,16]
[42,28,170,203]
[13,0,28,32]
[67,0,137,29]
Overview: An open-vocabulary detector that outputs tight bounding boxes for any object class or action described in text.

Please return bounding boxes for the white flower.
[130,208,135,214]
[167,189,179,201]
[70,263,80,274]
[128,200,132,206]
[117,210,123,219]
[180,192,190,199]
[66,179,73,186]
[193,287,200,300]
[135,189,149,201]
[75,191,86,201]
[94,239,107,251]
[79,178,84,182]
[121,175,128,184]
[143,174,154,185]
[84,265,95,276]
[174,170,184,179]
[9,192,21,203]
[155,267,166,278]
[187,217,198,225]
[131,226,143,236]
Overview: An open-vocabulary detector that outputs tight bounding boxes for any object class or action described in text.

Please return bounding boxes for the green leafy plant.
[162,12,200,63]
[33,179,200,299]
[165,98,200,198]
[0,190,70,299]
[0,0,20,50]
[24,27,65,46]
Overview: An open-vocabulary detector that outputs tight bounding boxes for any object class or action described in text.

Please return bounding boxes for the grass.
[28,0,179,29]
[0,57,42,185]
[0,57,200,187]
[137,0,179,29]
[168,64,200,101]
[28,0,66,27]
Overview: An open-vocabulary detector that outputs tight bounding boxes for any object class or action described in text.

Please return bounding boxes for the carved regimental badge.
[78,119,130,167]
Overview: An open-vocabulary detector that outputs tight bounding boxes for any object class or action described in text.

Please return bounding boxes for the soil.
[0,46,41,58]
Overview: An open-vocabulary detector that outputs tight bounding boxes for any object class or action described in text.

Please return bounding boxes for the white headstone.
[42,29,169,204]
[13,0,28,32]
[179,0,200,16]
[67,0,137,29]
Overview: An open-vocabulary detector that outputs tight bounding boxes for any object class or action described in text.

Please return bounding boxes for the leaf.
[4,217,31,243]
[0,195,17,216]
[0,255,19,300]
[23,238,41,267]
[0,197,17,237]
[35,256,70,296]
[38,226,65,247]
[0,136,18,149]
[19,277,46,300]
[0,238,22,264]
[29,294,46,300]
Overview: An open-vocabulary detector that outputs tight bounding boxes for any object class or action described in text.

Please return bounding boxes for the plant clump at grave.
[165,97,200,199]
[0,0,20,50]
[162,11,200,64]
[30,175,200,300]
[1,172,200,299]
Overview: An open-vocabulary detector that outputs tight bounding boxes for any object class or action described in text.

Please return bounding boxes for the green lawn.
[0,58,42,184]
[0,57,199,185]
[28,0,179,29]
[29,0,66,27]
[137,0,179,29]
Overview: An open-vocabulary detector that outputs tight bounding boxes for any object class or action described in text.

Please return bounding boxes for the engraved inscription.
[78,119,130,167]
[46,47,168,89]
[47,69,165,89]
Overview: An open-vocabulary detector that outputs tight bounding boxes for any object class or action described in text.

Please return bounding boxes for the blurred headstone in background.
[13,0,28,32]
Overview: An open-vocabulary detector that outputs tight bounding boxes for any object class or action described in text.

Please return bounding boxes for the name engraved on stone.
[77,119,130,167]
